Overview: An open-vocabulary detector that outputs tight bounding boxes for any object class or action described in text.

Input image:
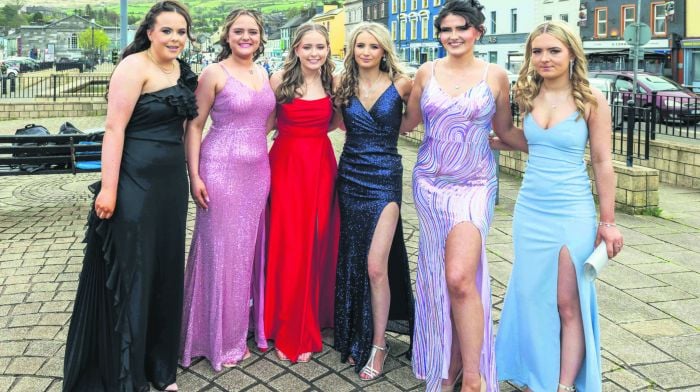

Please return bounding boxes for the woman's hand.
[94,189,117,220]
[488,134,511,151]
[190,176,209,210]
[595,224,623,258]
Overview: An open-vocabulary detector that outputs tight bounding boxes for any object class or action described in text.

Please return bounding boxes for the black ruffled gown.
[334,84,415,373]
[63,60,198,392]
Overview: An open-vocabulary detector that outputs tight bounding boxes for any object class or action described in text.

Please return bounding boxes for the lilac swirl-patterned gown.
[180,64,274,371]
[412,62,498,392]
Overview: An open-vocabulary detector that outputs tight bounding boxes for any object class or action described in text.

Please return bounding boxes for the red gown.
[264,96,340,362]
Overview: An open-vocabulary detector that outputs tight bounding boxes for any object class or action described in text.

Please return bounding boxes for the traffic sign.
[628,48,645,60]
[624,23,652,46]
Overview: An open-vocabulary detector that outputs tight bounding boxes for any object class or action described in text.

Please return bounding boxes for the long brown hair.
[514,20,597,118]
[336,22,405,107]
[216,9,266,62]
[275,23,335,104]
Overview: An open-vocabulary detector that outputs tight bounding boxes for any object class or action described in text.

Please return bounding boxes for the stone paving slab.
[1,130,699,391]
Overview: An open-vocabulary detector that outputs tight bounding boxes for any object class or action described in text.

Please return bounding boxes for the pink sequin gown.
[180,64,275,371]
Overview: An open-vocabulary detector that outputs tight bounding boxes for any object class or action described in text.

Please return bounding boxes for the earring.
[569,60,574,80]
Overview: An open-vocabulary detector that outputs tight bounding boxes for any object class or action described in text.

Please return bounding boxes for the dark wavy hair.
[216,9,267,62]
[120,0,194,60]
[434,0,486,42]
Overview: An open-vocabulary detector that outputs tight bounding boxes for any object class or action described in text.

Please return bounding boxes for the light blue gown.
[495,111,602,392]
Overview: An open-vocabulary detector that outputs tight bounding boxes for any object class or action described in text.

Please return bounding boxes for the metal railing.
[0,74,109,101]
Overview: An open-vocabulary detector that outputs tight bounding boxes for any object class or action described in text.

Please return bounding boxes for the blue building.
[389,0,446,64]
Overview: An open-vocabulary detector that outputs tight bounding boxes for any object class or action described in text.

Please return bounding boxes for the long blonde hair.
[336,22,405,107]
[275,23,335,104]
[514,20,597,118]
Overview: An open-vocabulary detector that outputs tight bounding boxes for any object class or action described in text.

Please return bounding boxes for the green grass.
[103,0,317,17]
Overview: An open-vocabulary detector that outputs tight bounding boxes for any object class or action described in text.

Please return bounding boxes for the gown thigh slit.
[412,61,498,392]
[334,84,415,373]
[496,112,602,392]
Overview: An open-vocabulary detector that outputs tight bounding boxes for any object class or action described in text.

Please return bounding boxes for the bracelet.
[599,221,616,228]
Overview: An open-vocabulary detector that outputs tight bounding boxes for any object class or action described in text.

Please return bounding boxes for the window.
[595,7,607,37]
[510,9,517,33]
[392,0,397,13]
[489,51,497,63]
[411,0,417,10]
[400,19,406,39]
[422,0,428,7]
[544,15,552,21]
[366,5,371,20]
[373,4,378,19]
[652,2,666,35]
[490,11,496,34]
[421,14,429,38]
[392,21,397,39]
[621,5,635,36]
[433,0,440,6]
[69,33,78,49]
[433,15,438,37]
[380,2,385,17]
[410,18,417,39]
[560,14,568,22]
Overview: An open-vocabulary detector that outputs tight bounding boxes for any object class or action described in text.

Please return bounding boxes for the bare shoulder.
[394,75,413,96]
[486,63,508,80]
[270,70,284,89]
[111,53,148,87]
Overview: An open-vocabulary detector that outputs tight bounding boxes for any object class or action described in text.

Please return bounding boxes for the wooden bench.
[0,133,103,176]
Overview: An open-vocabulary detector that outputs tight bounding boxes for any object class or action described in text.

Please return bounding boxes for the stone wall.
[0,100,107,120]
[612,137,700,189]
[497,150,660,215]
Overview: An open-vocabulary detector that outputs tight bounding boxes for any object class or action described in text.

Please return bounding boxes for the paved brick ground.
[0,124,699,391]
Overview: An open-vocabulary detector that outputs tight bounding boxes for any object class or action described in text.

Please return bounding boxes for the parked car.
[398,61,418,78]
[0,61,19,78]
[589,71,700,124]
[589,77,623,128]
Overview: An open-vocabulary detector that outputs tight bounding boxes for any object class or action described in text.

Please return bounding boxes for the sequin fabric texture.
[412,62,499,391]
[334,84,415,373]
[180,65,274,371]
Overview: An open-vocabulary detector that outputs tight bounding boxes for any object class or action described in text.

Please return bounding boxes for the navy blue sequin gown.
[334,84,415,373]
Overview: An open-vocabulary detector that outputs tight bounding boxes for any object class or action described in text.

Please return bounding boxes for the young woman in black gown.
[333,22,415,381]
[62,2,197,391]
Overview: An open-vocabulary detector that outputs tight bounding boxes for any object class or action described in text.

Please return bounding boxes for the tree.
[78,27,110,58]
[30,12,44,24]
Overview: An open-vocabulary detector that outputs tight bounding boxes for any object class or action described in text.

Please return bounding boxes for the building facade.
[345,0,364,53]
[476,0,536,72]
[364,0,389,26]
[389,0,445,64]
[11,15,124,62]
[579,0,685,81]
[682,0,700,90]
[533,0,580,32]
[312,5,346,59]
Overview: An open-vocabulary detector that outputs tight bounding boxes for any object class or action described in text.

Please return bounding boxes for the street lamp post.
[90,19,95,66]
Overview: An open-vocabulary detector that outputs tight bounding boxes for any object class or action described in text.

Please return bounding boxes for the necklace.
[360,72,383,98]
[146,49,175,74]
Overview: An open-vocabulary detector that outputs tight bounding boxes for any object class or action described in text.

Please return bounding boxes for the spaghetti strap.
[218,62,233,78]
[482,63,490,81]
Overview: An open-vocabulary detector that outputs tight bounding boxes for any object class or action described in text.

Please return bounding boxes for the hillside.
[4,0,320,15]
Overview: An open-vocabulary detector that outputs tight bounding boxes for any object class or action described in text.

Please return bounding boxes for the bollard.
[625,99,635,167]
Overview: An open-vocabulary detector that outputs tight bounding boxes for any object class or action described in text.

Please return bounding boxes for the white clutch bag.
[583,241,610,281]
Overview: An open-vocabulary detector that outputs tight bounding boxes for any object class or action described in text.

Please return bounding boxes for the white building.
[533,0,581,33]
[345,0,364,50]
[475,0,536,73]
